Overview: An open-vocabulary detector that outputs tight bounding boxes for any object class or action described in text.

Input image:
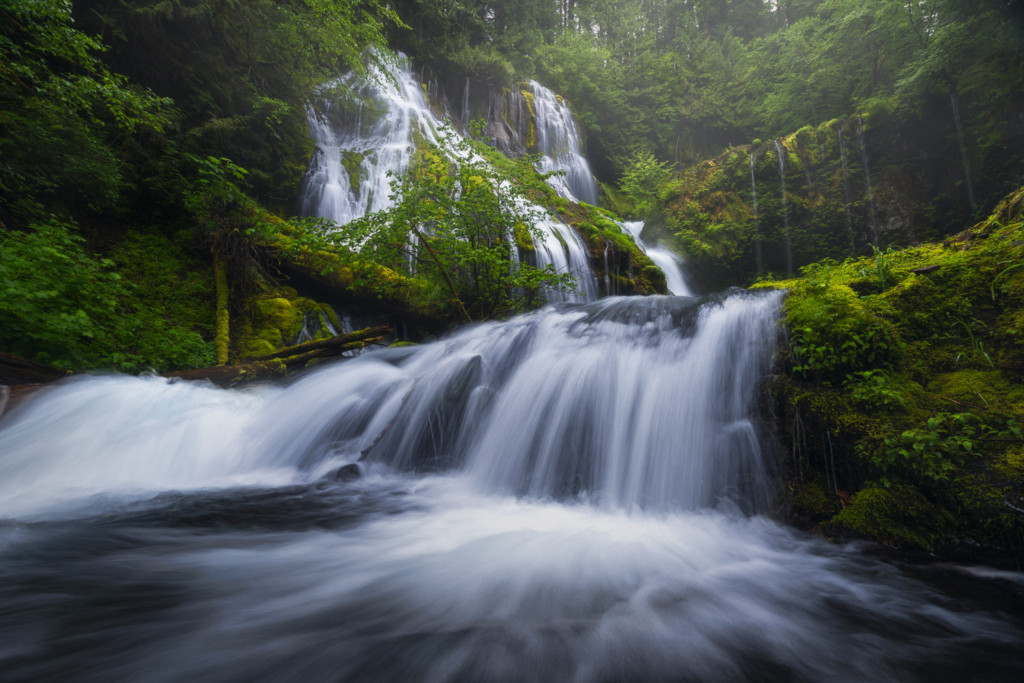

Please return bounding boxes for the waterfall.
[750,152,763,275]
[299,58,440,225]
[620,221,692,296]
[1,292,1021,680]
[856,116,879,244]
[837,123,856,254]
[950,92,977,211]
[529,81,599,205]
[299,55,597,302]
[773,139,793,275]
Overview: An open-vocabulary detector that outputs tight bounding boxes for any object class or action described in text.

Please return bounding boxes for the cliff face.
[662,100,1024,290]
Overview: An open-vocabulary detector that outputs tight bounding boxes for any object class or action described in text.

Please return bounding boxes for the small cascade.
[750,152,763,275]
[299,56,598,303]
[529,81,599,205]
[460,77,471,131]
[300,57,441,225]
[856,116,879,244]
[620,221,692,296]
[836,123,856,254]
[950,92,977,211]
[773,139,793,275]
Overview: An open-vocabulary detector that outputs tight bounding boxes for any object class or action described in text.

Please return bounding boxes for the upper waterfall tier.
[298,56,599,303]
[529,81,599,205]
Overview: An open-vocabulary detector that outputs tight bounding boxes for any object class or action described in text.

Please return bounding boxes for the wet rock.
[325,463,362,483]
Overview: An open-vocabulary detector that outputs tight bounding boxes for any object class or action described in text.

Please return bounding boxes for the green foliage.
[765,191,1024,560]
[351,139,576,320]
[0,219,214,372]
[267,133,576,322]
[0,218,126,369]
[0,0,171,223]
[833,483,955,550]
[784,262,902,384]
[843,369,908,411]
[874,412,1022,483]
[619,151,673,222]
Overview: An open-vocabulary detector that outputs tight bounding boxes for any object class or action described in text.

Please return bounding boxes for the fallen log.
[247,326,392,362]
[163,326,391,388]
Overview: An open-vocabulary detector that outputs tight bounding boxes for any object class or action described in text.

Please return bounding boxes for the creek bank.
[757,186,1024,568]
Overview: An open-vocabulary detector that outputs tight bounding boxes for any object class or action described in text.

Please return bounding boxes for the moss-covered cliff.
[756,187,1024,566]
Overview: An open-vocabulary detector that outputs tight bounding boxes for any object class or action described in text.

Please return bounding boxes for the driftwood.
[163,326,392,388]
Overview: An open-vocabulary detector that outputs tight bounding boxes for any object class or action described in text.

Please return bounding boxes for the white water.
[620,220,692,296]
[856,116,879,244]
[299,57,597,302]
[0,293,1021,680]
[837,122,857,254]
[530,81,599,205]
[950,92,977,211]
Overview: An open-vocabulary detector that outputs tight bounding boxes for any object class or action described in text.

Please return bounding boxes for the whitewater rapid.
[0,294,1021,681]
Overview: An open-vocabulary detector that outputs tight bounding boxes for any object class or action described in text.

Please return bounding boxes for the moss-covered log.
[164,326,391,387]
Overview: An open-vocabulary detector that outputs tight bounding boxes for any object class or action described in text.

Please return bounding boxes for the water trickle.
[620,221,692,296]
[950,92,977,211]
[773,139,793,275]
[750,152,763,275]
[856,116,879,244]
[837,123,856,255]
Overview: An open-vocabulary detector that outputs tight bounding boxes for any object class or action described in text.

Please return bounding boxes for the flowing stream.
[1,292,1022,681]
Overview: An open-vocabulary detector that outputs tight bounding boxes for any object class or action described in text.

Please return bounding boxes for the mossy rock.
[791,478,839,523]
[832,483,956,551]
[341,151,364,192]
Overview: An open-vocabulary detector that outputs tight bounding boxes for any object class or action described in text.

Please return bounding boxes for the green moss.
[832,484,955,550]
[513,222,535,253]
[341,151,364,192]
[791,478,838,521]
[766,190,1024,562]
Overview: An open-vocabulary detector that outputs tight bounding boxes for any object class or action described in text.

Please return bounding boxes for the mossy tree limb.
[213,250,230,365]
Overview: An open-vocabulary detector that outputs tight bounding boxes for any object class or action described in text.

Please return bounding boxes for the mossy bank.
[756,187,1024,567]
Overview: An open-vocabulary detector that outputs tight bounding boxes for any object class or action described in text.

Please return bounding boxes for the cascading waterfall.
[950,92,977,211]
[856,116,879,244]
[620,221,692,296]
[773,139,793,275]
[299,56,597,302]
[299,59,441,225]
[837,123,857,254]
[750,152,764,274]
[1,292,1021,681]
[529,81,599,205]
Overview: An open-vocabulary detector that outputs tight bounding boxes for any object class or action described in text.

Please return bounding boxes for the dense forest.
[2,0,1024,563]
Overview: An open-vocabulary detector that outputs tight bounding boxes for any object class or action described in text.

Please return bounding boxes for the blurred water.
[0,294,1020,681]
